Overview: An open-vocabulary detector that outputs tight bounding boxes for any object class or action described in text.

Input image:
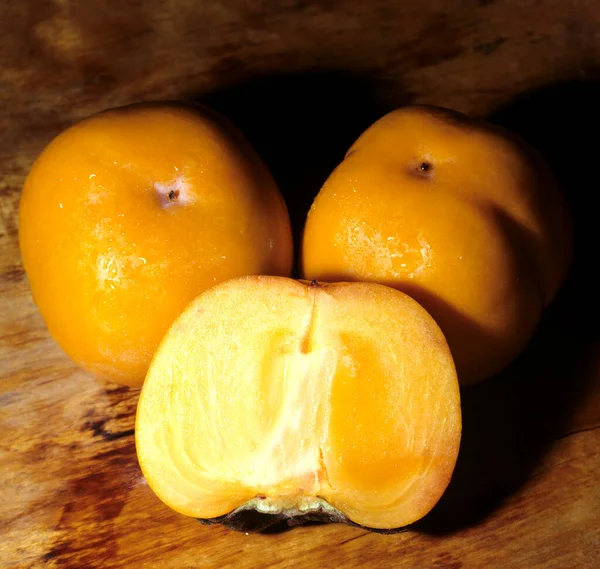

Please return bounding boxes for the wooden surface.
[1,1,600,567]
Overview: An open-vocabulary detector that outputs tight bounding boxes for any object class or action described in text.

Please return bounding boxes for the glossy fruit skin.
[19,102,293,387]
[302,106,572,385]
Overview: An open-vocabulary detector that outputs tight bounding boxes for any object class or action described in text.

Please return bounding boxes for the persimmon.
[135,276,461,530]
[19,102,293,387]
[302,106,572,385]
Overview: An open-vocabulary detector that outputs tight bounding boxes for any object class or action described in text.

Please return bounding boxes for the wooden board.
[1,1,599,567]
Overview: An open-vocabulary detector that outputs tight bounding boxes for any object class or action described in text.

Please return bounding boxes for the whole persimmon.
[136,276,461,530]
[19,102,293,387]
[302,106,572,385]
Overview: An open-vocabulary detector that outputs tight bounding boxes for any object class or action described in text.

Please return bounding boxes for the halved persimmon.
[135,276,461,530]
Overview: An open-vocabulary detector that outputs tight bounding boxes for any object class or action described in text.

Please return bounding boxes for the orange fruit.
[302,106,572,385]
[136,276,461,530]
[19,102,292,387]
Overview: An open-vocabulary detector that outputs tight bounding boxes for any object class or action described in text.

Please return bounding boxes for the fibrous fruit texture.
[136,276,461,530]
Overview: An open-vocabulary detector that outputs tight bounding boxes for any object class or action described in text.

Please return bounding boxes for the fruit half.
[135,276,461,530]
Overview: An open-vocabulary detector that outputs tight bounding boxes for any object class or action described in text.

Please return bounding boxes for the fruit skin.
[136,276,461,531]
[19,102,293,387]
[302,105,572,386]
[196,498,353,533]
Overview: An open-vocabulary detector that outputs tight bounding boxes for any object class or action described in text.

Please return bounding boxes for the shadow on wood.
[418,78,600,535]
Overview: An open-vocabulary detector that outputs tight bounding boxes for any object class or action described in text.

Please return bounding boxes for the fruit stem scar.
[155,176,193,208]
[419,162,431,172]
[310,280,319,287]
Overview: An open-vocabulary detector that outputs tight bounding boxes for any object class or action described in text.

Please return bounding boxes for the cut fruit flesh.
[135,276,461,530]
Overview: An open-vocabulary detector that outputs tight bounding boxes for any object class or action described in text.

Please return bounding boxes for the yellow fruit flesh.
[136,277,461,529]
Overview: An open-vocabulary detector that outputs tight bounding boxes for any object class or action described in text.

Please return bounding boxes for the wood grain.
[1,1,599,567]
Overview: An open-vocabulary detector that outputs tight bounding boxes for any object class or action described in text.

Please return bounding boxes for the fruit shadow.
[187,70,408,274]
[186,75,598,534]
[417,78,600,535]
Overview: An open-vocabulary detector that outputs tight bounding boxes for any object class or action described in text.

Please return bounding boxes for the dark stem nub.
[168,189,179,200]
[419,162,431,172]
[310,280,319,287]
